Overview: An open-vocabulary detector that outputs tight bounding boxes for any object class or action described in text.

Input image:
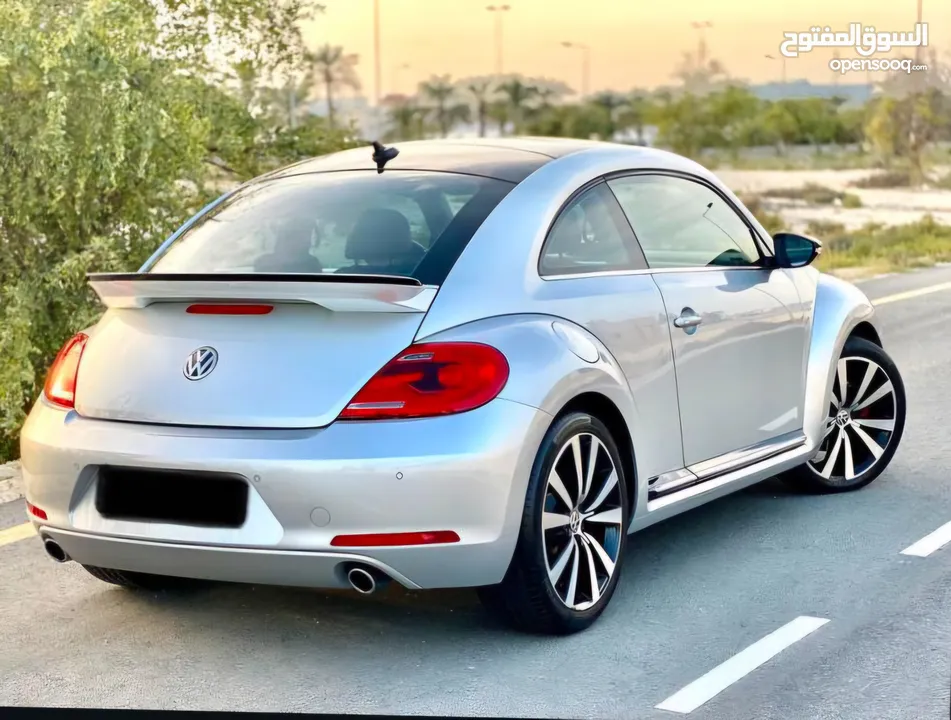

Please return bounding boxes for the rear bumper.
[20,398,552,589]
[41,528,425,589]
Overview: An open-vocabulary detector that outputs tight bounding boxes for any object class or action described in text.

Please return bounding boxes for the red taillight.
[43,333,89,409]
[330,531,460,547]
[338,342,509,420]
[186,304,273,315]
[26,502,48,521]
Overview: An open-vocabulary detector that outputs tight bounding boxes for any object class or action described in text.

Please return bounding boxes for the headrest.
[547,209,585,256]
[345,208,414,263]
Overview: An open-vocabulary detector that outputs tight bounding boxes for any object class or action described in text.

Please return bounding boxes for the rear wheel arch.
[552,392,637,519]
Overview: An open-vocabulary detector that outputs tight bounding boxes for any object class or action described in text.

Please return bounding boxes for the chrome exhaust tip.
[347,566,378,594]
[43,538,70,563]
[346,565,391,595]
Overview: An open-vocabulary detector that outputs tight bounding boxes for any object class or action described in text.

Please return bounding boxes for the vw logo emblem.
[183,346,218,381]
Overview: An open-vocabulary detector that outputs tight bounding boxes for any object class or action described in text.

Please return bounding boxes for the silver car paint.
[22,396,553,589]
[651,266,809,465]
[76,303,428,428]
[20,140,883,591]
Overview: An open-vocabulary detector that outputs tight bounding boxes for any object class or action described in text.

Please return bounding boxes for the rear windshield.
[146,171,514,285]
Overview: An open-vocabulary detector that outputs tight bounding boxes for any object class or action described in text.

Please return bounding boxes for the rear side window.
[147,171,513,285]
[539,183,641,276]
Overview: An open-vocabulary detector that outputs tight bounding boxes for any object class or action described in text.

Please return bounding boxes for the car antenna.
[371,141,399,173]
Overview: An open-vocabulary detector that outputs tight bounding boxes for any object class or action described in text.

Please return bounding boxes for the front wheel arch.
[849,321,882,348]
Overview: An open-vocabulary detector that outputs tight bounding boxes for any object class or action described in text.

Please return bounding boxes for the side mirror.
[773,232,822,268]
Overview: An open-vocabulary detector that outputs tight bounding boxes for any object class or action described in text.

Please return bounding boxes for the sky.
[303,0,949,99]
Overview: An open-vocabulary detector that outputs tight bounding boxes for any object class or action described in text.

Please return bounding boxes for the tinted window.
[608,175,761,269]
[148,171,513,285]
[539,184,638,276]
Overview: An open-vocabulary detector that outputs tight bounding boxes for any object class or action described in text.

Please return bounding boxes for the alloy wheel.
[541,432,624,611]
[808,355,898,481]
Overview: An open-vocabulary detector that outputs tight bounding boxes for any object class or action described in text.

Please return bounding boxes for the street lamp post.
[390,62,411,96]
[764,53,786,90]
[691,20,712,67]
[915,0,923,64]
[486,5,511,76]
[373,0,382,105]
[561,41,590,99]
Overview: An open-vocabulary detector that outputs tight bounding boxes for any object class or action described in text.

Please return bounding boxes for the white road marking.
[872,281,951,306]
[0,522,36,548]
[900,520,951,557]
[655,616,830,714]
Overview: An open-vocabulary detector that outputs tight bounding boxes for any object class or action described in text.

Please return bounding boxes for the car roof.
[266,137,613,184]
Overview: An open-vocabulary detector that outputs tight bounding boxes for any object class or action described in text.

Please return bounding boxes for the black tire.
[780,336,906,493]
[478,411,630,635]
[82,564,205,592]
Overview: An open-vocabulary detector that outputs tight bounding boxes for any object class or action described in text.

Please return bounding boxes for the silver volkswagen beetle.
[21,138,906,634]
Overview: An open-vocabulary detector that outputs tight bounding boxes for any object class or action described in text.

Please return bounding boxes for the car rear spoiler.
[87,273,438,313]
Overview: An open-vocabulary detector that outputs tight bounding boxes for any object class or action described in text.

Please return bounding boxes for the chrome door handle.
[673,308,702,332]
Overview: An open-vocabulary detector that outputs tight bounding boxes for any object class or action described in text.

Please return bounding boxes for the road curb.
[0,461,23,504]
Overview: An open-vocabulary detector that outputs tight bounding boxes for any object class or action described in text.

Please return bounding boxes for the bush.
[841,193,863,208]
[0,0,353,462]
[761,183,861,207]
[851,170,914,188]
[812,216,951,271]
[738,194,785,235]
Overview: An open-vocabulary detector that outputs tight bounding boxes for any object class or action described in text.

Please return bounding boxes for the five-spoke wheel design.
[542,433,624,611]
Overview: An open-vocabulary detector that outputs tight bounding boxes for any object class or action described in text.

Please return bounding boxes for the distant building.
[748,81,875,106]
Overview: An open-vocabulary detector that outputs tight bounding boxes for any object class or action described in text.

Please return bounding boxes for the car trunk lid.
[74,274,435,428]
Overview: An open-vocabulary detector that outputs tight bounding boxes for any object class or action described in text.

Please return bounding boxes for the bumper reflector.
[330,530,460,547]
[26,502,48,521]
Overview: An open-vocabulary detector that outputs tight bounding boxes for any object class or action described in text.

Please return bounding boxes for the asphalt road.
[4,266,951,719]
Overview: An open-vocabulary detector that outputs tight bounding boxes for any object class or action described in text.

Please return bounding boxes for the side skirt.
[631,431,810,533]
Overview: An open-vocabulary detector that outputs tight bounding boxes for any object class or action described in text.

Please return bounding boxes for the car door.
[607,173,809,469]
[536,181,686,482]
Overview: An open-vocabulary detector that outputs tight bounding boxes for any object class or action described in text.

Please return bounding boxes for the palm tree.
[674,51,729,96]
[310,44,361,129]
[460,76,496,137]
[589,91,628,140]
[497,76,539,134]
[488,99,511,136]
[386,97,426,140]
[621,93,651,145]
[420,74,469,137]
[534,79,572,111]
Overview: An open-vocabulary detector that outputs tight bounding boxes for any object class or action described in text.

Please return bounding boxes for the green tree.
[652,92,718,158]
[620,93,651,145]
[589,91,629,140]
[525,103,612,139]
[0,0,354,461]
[707,85,761,159]
[760,101,800,155]
[488,99,511,136]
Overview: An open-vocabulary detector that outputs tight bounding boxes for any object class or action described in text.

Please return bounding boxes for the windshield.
[147,171,513,285]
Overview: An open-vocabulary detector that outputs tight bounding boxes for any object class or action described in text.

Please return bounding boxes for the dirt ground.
[717,167,951,231]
